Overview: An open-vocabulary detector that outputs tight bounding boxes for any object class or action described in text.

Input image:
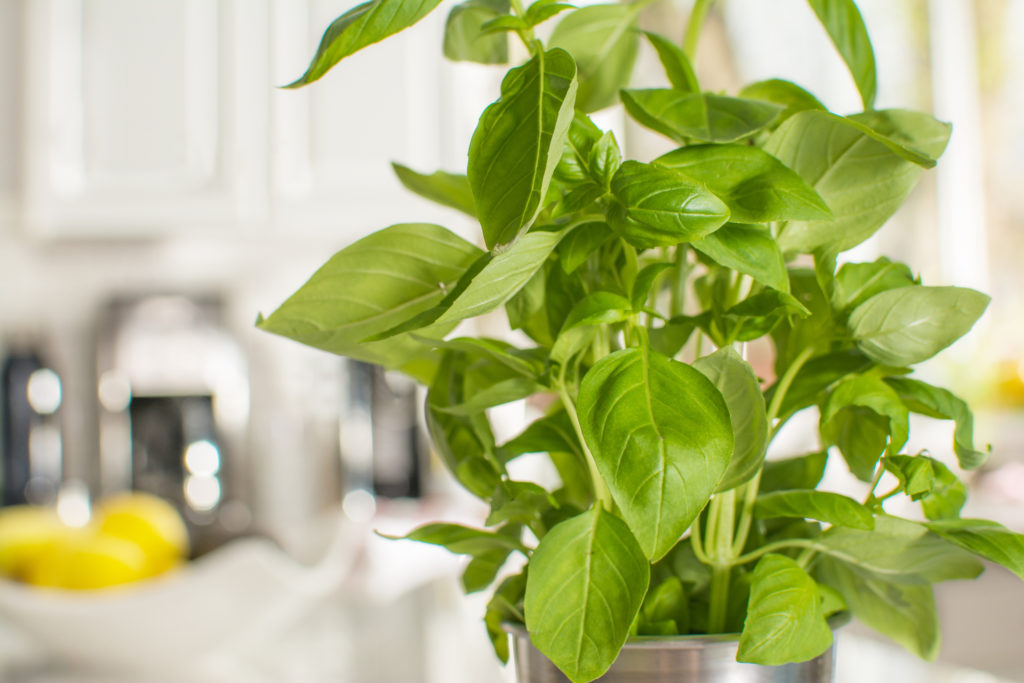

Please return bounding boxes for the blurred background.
[0,0,1022,681]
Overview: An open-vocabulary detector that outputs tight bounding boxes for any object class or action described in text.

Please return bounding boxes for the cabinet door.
[268,0,481,239]
[0,0,22,230]
[23,0,268,237]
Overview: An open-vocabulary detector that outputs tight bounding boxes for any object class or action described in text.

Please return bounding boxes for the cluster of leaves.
[259,1,1024,681]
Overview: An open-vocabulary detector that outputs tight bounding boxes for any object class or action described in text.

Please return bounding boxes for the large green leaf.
[257,224,482,382]
[760,452,828,493]
[285,0,444,87]
[609,161,730,250]
[621,89,782,144]
[738,79,826,125]
[763,110,951,254]
[737,554,832,665]
[578,347,733,560]
[654,144,831,225]
[831,258,916,314]
[551,292,633,364]
[926,519,1024,580]
[468,49,578,248]
[691,224,788,293]
[391,163,476,217]
[443,0,509,64]
[807,0,877,109]
[817,557,939,660]
[848,286,989,366]
[375,227,570,339]
[693,347,768,491]
[550,4,640,112]
[813,516,984,583]
[820,374,908,480]
[524,508,649,683]
[755,490,874,530]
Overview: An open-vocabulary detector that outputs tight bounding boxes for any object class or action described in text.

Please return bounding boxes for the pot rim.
[504,612,850,651]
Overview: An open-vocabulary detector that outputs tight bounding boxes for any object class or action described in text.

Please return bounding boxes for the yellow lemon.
[0,505,71,581]
[95,492,189,577]
[26,529,150,590]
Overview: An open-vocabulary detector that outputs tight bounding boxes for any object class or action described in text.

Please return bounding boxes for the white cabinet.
[22,0,269,236]
[0,0,22,229]
[14,0,486,240]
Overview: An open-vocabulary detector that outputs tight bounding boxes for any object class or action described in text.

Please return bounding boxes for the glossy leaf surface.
[469,49,578,247]
[621,89,782,144]
[737,554,832,665]
[286,0,444,87]
[926,519,1024,580]
[578,347,733,560]
[691,224,788,293]
[848,286,989,366]
[525,508,649,683]
[610,161,730,250]
[693,347,768,492]
[655,144,831,225]
[755,490,874,530]
[820,374,908,481]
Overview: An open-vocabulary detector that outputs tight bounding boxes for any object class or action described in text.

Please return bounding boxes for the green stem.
[669,245,689,318]
[508,0,538,52]
[706,489,735,633]
[683,0,714,60]
[732,538,820,567]
[731,471,761,556]
[690,513,711,565]
[556,382,613,510]
[766,346,815,425]
[708,565,731,633]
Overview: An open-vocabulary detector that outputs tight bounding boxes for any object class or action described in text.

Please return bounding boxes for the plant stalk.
[683,0,714,60]
[706,489,735,633]
[556,383,614,510]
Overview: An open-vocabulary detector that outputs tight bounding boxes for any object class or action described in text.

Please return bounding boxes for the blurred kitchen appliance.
[96,295,249,554]
[1,340,63,506]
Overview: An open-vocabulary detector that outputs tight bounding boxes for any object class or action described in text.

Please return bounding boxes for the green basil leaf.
[375,227,571,339]
[486,480,558,527]
[926,519,1024,580]
[588,132,622,190]
[426,352,502,499]
[655,144,831,225]
[434,376,543,416]
[885,377,989,469]
[738,78,826,125]
[693,347,769,491]
[721,289,810,342]
[523,0,574,27]
[817,557,939,660]
[469,49,578,248]
[463,547,513,593]
[385,522,528,555]
[558,222,613,273]
[820,374,909,480]
[649,315,701,357]
[257,224,482,382]
[609,161,730,250]
[832,257,916,314]
[918,459,966,521]
[848,286,989,366]
[631,263,672,310]
[285,0,444,87]
[760,452,828,493]
[550,4,640,112]
[814,516,984,583]
[443,0,510,64]
[556,112,604,183]
[578,347,733,560]
[621,89,783,144]
[551,291,633,364]
[485,572,527,663]
[639,576,689,636]
[498,409,582,463]
[479,14,527,35]
[737,554,832,665]
[420,336,541,378]
[763,110,951,254]
[391,163,476,217]
[883,454,937,499]
[642,31,699,93]
[807,0,877,109]
[691,224,788,293]
[771,269,835,374]
[525,508,649,683]
[755,490,874,530]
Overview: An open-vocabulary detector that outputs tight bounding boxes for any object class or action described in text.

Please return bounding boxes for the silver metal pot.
[510,627,838,683]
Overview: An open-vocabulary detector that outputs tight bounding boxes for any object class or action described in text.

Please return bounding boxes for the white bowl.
[0,514,355,672]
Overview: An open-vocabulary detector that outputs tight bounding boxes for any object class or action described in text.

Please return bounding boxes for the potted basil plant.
[258,0,1024,681]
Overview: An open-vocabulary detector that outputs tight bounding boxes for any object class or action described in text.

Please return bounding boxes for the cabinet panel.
[269,0,473,237]
[24,0,268,236]
[0,0,21,227]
